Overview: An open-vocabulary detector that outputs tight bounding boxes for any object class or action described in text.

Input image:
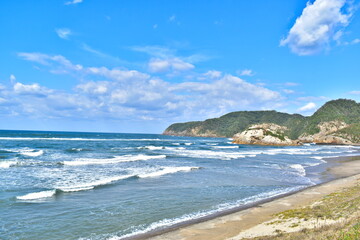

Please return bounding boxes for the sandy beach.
[131,156,360,240]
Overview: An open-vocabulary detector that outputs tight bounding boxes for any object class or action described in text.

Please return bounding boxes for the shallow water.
[1,130,359,240]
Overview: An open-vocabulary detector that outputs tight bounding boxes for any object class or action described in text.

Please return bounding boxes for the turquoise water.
[1,130,359,240]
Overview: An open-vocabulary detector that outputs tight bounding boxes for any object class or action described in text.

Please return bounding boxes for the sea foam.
[0,161,17,168]
[63,154,166,166]
[137,166,200,178]
[20,150,44,157]
[16,190,56,200]
[56,174,134,192]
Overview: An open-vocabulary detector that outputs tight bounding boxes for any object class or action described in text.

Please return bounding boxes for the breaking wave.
[137,166,200,178]
[62,154,166,166]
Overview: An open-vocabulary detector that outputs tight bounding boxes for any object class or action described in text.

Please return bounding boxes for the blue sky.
[1,0,360,133]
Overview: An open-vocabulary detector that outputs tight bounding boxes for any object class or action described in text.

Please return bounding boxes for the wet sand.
[131,156,360,240]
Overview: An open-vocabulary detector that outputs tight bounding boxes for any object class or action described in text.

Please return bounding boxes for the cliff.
[164,99,360,146]
[232,123,301,146]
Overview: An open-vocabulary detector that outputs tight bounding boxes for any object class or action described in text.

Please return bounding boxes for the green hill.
[163,99,360,143]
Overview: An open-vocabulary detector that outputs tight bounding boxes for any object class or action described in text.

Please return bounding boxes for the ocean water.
[1,130,360,240]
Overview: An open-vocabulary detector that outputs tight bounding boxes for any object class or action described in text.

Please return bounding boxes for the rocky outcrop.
[299,121,352,145]
[232,123,301,146]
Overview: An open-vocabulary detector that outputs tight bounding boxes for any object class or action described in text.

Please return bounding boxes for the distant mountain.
[163,99,360,145]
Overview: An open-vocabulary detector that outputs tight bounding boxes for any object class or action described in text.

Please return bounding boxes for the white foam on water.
[63,154,166,166]
[184,143,193,145]
[56,175,134,192]
[289,164,306,177]
[20,149,44,157]
[137,167,200,178]
[137,146,165,150]
[0,161,17,168]
[109,186,305,240]
[171,143,180,145]
[16,190,56,200]
[212,146,239,149]
[167,149,255,160]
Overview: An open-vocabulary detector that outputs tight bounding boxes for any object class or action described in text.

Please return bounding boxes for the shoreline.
[124,155,360,240]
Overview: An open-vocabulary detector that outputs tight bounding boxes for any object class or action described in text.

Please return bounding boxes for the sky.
[1,0,360,133]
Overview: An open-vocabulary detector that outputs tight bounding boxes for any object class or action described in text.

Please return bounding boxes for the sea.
[1,130,360,240]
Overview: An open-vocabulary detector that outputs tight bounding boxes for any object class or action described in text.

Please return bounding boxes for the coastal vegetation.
[244,181,360,240]
[164,99,360,145]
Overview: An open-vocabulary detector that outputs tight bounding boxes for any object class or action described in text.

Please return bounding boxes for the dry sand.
[139,157,360,240]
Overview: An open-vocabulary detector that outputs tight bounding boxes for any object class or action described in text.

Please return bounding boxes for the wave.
[16,190,56,200]
[20,150,44,157]
[289,164,306,177]
[137,146,165,150]
[0,161,17,168]
[165,149,256,160]
[63,154,167,166]
[212,146,239,149]
[56,174,134,192]
[16,167,199,200]
[137,166,200,178]
[65,148,89,153]
[109,186,305,240]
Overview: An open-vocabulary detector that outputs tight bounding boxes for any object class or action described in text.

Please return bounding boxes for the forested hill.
[163,99,360,143]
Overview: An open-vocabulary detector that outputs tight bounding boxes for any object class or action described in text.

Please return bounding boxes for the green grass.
[245,182,360,240]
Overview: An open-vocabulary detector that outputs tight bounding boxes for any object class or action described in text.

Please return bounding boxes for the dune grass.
[244,180,360,240]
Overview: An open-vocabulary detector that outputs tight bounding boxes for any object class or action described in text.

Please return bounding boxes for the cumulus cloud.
[238,69,255,76]
[13,82,52,97]
[298,102,317,112]
[65,0,83,5]
[148,58,194,73]
[13,51,285,123]
[281,0,354,55]
[56,28,72,39]
[199,70,222,80]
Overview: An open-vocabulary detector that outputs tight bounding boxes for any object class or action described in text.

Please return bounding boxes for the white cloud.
[13,82,52,97]
[56,28,72,39]
[238,69,255,76]
[284,82,299,86]
[65,0,83,5]
[18,52,83,73]
[298,102,317,112]
[82,44,124,64]
[169,15,176,22]
[14,51,285,123]
[297,96,328,101]
[76,81,109,95]
[10,74,16,84]
[87,67,149,81]
[202,70,222,79]
[281,0,354,55]
[283,89,295,94]
[352,38,360,44]
[131,46,174,58]
[349,90,360,95]
[148,58,194,73]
